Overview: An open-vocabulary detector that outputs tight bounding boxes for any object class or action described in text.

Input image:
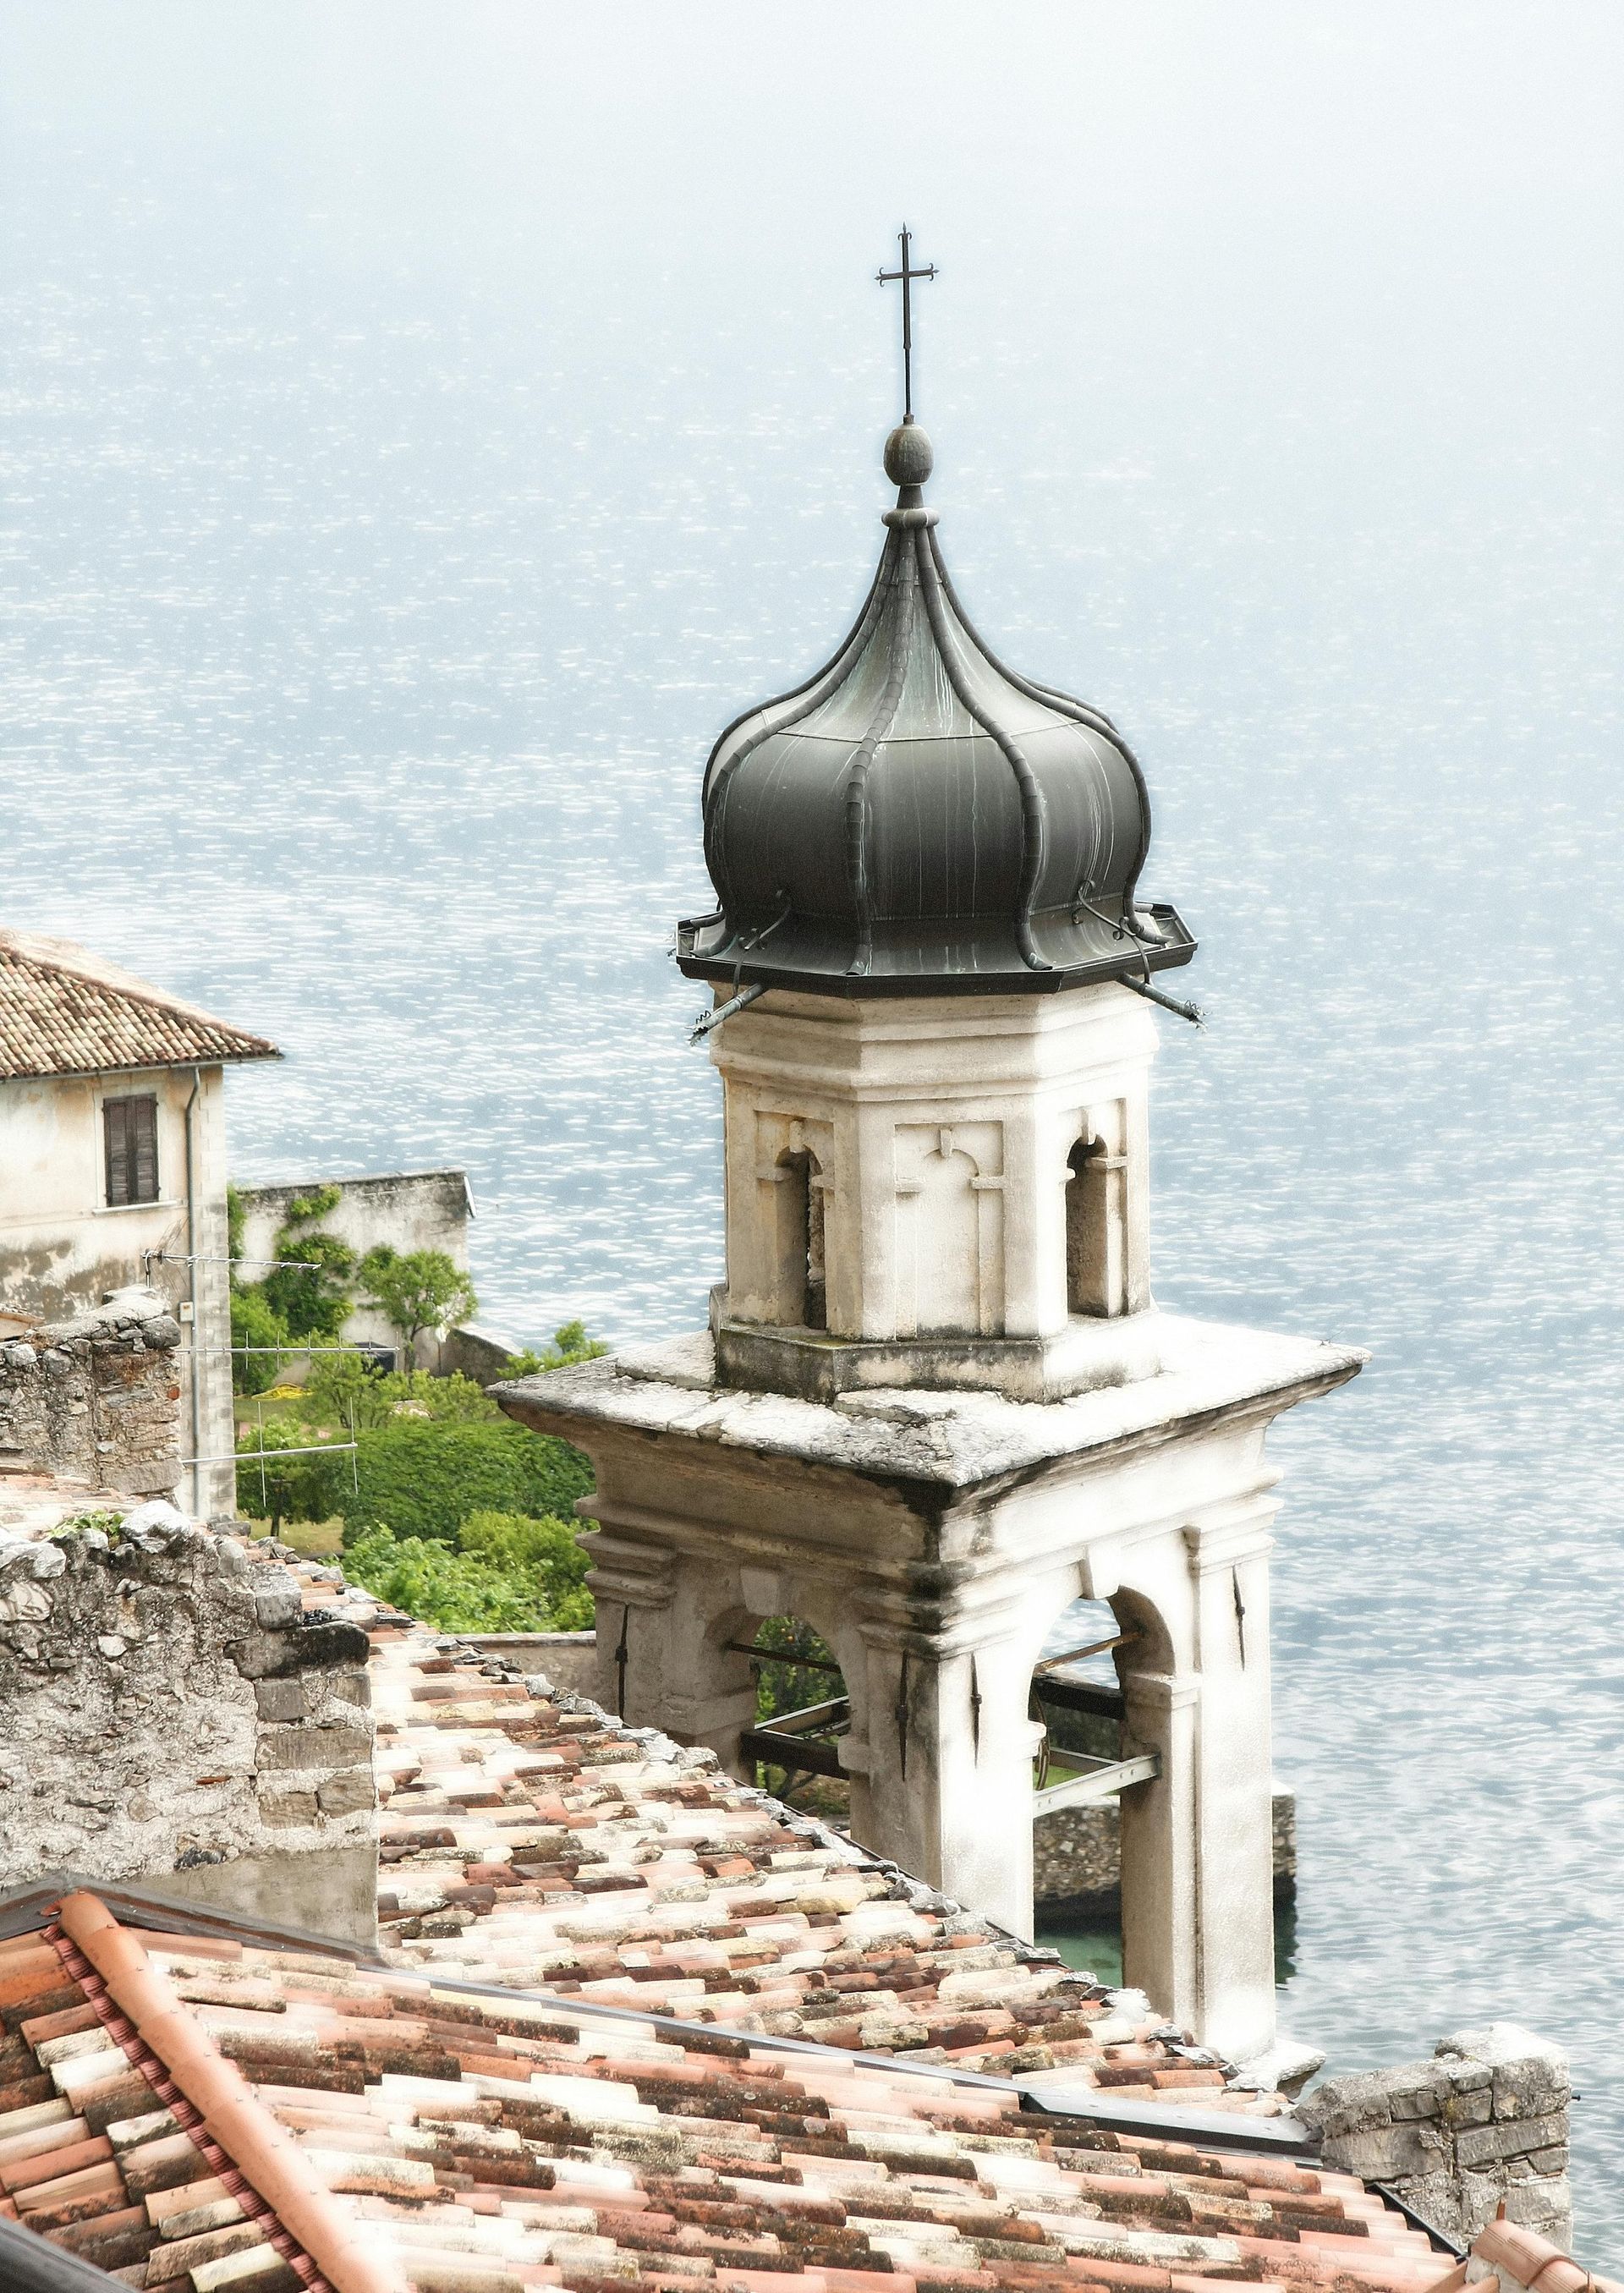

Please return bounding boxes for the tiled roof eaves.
[0,1872,1322,2164]
[415,1964,1324,2158]
[0,940,279,1082]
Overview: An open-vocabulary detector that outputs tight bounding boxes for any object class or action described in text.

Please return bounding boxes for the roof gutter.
[0,2212,142,2293]
[55,1891,411,2293]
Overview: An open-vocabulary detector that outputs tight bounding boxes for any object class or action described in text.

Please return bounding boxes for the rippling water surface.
[3,2,1622,2251]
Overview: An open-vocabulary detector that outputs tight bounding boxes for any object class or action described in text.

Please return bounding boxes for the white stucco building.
[501,405,1365,2071]
[0,930,279,1517]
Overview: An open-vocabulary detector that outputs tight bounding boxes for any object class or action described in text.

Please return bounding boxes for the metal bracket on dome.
[690,980,768,1043]
[1073,888,1204,1027]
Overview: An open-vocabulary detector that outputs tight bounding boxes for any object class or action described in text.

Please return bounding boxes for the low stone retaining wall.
[1034,1783,1298,1910]
[0,1287,182,1499]
[0,1506,378,1943]
[1300,2022,1571,2250]
[453,1628,598,1696]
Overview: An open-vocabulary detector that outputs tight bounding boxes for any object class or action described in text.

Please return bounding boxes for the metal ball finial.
[884,419,934,488]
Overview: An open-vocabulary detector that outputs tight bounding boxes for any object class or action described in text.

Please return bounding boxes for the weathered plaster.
[497,1314,1362,2065]
[0,1066,235,1517]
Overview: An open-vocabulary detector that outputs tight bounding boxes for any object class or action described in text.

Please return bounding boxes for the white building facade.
[0,930,279,1517]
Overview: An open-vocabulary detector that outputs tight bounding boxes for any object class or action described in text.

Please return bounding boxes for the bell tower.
[502,244,1362,2068]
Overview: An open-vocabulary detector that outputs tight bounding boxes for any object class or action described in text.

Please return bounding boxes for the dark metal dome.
[676,419,1194,999]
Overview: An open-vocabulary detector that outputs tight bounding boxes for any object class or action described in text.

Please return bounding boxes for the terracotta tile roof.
[0,1889,1459,2293]
[1470,2210,1621,2293]
[0,931,278,1082]
[359,1618,1257,2109]
[0,1915,320,2288]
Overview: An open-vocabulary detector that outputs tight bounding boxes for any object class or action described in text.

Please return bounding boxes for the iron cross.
[876,224,937,422]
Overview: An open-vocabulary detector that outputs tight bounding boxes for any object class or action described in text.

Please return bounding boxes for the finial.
[876,223,938,425]
[884,420,934,488]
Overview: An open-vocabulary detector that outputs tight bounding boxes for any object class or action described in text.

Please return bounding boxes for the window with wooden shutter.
[104,1094,160,1206]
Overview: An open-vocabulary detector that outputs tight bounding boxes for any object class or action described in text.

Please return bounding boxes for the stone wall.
[234,1168,473,1369]
[0,1505,378,1944]
[1300,2022,1571,2250]
[1033,1784,1296,1908]
[0,1288,182,1499]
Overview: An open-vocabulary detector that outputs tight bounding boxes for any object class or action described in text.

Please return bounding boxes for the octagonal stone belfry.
[501,392,1362,2069]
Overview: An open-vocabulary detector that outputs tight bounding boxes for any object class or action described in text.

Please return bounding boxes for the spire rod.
[876,223,937,422]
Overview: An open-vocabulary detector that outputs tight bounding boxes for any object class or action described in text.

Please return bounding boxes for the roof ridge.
[52,1890,408,2293]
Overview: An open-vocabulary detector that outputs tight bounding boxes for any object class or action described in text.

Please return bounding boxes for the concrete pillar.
[1106,1509,1279,2064]
[845,1612,1042,1939]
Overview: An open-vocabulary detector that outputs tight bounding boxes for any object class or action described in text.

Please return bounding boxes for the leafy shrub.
[343,1511,591,1632]
[306,1357,498,1430]
[235,1414,343,1530]
[264,1217,355,1341]
[339,1418,593,1546]
[458,1509,592,1628]
[230,1286,295,1396]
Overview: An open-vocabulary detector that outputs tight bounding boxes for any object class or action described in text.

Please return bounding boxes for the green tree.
[338,1418,591,1546]
[503,1320,610,1378]
[263,1188,356,1341]
[235,1415,340,1534]
[230,1286,294,1397]
[359,1246,477,1369]
[343,1526,541,1632]
[458,1509,592,1627]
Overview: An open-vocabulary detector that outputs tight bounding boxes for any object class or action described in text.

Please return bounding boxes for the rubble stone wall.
[0,1508,378,1943]
[1033,1786,1297,1907]
[0,1289,182,1499]
[1301,2022,1571,2251]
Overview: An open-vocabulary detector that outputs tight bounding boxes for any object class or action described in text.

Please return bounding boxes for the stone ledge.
[497,1314,1366,1496]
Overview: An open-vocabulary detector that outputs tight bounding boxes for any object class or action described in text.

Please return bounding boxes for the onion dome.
[677,418,1194,999]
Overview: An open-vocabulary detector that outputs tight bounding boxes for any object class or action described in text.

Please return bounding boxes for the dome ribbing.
[676,420,1194,999]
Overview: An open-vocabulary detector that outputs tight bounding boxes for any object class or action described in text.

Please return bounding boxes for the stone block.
[260,1790,318,1828]
[1385,2063,1454,2120]
[250,1573,304,1629]
[316,1769,375,1817]
[255,1724,371,1772]
[1320,2115,1448,2183]
[253,1680,307,1723]
[1454,2110,1568,2171]
[231,1619,370,1678]
[1440,2023,1569,2118]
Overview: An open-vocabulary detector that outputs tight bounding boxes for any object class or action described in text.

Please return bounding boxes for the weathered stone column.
[846,1610,1043,1939]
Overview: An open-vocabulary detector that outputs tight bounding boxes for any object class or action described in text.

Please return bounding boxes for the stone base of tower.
[497,1318,1362,2067]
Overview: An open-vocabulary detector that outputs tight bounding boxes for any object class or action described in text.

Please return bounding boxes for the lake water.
[2,4,1621,2252]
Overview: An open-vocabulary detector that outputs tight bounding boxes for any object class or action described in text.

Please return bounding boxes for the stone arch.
[1065,1109,1126,1319]
[774,1145,827,1330]
[735,1605,852,1816]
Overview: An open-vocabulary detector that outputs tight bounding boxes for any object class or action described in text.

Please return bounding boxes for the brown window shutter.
[104,1096,159,1206]
[105,1098,131,1206]
[131,1098,159,1203]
